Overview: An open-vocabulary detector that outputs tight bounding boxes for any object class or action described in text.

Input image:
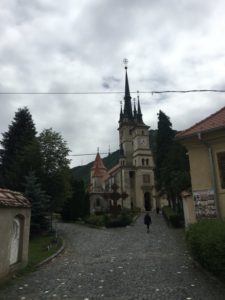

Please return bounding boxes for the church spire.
[137,92,144,124]
[123,59,133,121]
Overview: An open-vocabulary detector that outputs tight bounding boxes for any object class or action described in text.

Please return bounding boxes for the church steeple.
[123,64,133,122]
[137,93,144,124]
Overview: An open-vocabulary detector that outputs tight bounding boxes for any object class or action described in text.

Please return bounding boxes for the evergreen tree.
[38,128,71,211]
[155,110,175,191]
[24,171,50,235]
[155,110,191,207]
[0,107,39,191]
[61,179,89,221]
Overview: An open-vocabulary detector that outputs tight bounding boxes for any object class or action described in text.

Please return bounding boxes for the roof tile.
[176,106,225,139]
[0,188,31,208]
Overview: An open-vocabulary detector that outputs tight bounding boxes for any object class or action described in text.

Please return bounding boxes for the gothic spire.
[137,93,144,124]
[133,98,137,121]
[123,64,133,121]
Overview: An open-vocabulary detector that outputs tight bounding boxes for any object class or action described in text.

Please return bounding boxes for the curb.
[37,238,65,268]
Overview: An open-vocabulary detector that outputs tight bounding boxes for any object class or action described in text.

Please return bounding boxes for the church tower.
[118,63,155,211]
[132,94,155,210]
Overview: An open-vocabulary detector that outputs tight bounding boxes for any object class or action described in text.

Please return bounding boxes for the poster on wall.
[193,189,217,218]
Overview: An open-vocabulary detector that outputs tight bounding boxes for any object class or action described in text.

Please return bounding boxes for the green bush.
[162,206,183,227]
[186,219,225,279]
[85,210,133,228]
[85,214,105,227]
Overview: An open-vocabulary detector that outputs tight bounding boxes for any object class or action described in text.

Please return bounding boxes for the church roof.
[92,153,108,177]
[0,189,31,208]
[176,106,225,139]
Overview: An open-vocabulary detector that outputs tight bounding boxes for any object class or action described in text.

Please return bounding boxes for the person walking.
[144,212,152,233]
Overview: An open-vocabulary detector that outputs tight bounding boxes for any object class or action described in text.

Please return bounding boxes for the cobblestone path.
[1,213,225,300]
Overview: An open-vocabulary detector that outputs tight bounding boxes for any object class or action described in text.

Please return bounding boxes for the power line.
[0,89,225,95]
[69,152,108,156]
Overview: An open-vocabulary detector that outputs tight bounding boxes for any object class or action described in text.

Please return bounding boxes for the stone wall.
[0,207,31,280]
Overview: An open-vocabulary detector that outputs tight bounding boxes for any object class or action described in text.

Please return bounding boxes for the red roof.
[0,189,31,208]
[176,106,225,139]
[92,153,108,177]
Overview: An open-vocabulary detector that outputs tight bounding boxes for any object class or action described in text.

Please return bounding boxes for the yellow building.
[176,106,225,219]
[89,67,156,213]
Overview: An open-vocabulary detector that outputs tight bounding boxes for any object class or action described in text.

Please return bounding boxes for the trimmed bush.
[162,206,183,227]
[105,211,133,228]
[85,214,105,227]
[85,210,133,228]
[186,219,225,279]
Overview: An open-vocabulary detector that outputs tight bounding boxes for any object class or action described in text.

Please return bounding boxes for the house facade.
[89,67,156,213]
[176,106,225,221]
[0,189,31,280]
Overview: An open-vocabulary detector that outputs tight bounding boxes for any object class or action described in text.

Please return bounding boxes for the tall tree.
[0,107,39,191]
[24,171,50,235]
[155,110,191,207]
[38,128,71,211]
[61,178,89,221]
[155,110,175,191]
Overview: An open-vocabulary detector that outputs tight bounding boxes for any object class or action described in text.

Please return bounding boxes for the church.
[89,66,156,213]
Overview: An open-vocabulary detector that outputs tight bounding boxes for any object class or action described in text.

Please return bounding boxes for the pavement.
[1,213,225,300]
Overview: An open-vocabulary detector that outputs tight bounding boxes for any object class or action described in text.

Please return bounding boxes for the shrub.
[105,210,133,227]
[162,206,183,227]
[186,219,225,279]
[85,214,105,227]
[85,210,133,228]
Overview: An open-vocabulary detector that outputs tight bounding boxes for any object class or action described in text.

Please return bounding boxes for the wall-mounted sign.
[193,189,217,218]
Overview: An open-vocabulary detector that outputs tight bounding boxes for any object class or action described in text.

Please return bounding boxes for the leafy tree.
[61,178,89,221]
[24,171,50,235]
[38,128,71,211]
[0,107,39,191]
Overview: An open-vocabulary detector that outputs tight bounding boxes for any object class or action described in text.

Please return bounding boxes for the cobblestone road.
[1,213,225,300]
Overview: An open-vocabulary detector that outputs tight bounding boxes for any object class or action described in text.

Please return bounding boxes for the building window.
[217,152,225,189]
[146,159,149,165]
[142,158,145,166]
[143,174,150,183]
[142,130,144,135]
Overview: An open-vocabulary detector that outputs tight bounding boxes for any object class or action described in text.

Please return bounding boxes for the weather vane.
[123,58,128,69]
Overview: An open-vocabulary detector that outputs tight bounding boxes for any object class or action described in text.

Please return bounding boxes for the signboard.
[193,189,217,218]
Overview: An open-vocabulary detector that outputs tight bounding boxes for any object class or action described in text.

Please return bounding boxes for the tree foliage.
[155,110,191,207]
[24,171,50,235]
[38,128,71,211]
[61,178,89,221]
[0,107,38,191]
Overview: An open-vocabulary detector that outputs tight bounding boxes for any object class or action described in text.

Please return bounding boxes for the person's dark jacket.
[144,214,152,225]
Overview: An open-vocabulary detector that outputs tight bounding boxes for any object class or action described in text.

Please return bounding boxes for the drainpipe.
[197,132,220,218]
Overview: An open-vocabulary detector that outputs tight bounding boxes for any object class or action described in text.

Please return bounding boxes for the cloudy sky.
[1,0,225,167]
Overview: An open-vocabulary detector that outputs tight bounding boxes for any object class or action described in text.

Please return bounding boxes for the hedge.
[162,206,183,228]
[85,210,133,228]
[186,219,225,279]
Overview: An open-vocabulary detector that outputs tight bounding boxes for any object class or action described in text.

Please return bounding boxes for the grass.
[0,233,63,289]
[21,234,63,274]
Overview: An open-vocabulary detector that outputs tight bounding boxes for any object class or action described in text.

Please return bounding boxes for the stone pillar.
[181,191,197,228]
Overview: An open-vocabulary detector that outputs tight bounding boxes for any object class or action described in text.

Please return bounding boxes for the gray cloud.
[1,0,225,167]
